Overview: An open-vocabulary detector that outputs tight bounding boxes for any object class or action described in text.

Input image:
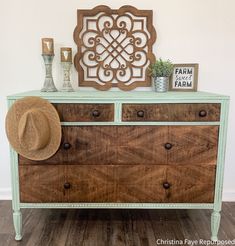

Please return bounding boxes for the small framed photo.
[169,63,199,91]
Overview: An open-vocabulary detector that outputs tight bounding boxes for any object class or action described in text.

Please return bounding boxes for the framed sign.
[169,64,199,91]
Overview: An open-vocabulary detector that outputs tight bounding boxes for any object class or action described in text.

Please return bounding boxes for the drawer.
[117,125,219,165]
[19,164,215,203]
[53,103,114,122]
[19,126,219,165]
[122,103,220,121]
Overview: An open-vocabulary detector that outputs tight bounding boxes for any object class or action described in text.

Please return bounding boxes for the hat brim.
[5,96,61,161]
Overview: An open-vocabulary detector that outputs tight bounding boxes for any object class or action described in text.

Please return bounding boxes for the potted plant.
[148,58,174,92]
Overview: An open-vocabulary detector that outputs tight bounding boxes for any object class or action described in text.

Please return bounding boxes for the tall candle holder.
[60,47,74,92]
[61,62,74,92]
[41,54,58,92]
[41,38,57,92]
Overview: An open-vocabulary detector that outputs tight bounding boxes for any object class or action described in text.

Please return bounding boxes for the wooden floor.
[0,201,234,246]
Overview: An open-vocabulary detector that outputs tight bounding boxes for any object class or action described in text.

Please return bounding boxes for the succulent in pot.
[148,58,174,92]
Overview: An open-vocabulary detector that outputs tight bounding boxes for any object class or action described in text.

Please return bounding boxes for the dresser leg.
[211,210,221,242]
[13,210,22,241]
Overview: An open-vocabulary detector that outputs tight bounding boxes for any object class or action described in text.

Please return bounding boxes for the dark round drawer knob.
[137,110,144,117]
[199,110,207,117]
[64,182,71,189]
[63,142,71,150]
[163,182,171,189]
[92,110,100,117]
[164,143,173,150]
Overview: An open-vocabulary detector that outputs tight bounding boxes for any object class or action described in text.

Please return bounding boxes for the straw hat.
[5,96,61,161]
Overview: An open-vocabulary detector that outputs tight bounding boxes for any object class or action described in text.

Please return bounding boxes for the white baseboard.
[0,188,12,200]
[0,188,235,201]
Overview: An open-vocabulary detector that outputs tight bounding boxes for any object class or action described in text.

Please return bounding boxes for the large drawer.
[53,103,114,122]
[19,164,215,203]
[122,103,220,121]
[19,126,219,165]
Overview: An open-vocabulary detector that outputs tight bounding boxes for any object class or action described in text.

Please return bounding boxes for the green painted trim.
[8,99,23,241]
[7,90,229,100]
[48,100,225,104]
[13,211,22,241]
[19,203,214,209]
[213,99,230,211]
[211,211,221,241]
[8,100,20,212]
[114,102,122,122]
[210,99,229,241]
[61,122,221,126]
[10,147,20,211]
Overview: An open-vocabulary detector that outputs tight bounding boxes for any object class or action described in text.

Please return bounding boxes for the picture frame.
[169,63,199,91]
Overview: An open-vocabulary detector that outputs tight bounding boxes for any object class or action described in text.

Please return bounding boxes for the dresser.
[7,90,229,241]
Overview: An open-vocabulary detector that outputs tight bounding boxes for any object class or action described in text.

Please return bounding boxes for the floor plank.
[0,201,234,246]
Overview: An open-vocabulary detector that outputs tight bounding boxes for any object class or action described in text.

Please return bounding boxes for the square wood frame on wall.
[169,63,199,92]
[73,5,157,91]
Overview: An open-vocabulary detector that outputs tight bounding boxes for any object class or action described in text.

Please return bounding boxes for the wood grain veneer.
[53,103,114,122]
[122,103,221,121]
[167,125,219,165]
[19,126,219,166]
[19,164,215,203]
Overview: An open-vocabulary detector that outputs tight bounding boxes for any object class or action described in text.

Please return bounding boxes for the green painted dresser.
[7,90,229,241]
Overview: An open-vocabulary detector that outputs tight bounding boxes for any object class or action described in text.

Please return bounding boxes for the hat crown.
[5,96,61,160]
[18,109,50,151]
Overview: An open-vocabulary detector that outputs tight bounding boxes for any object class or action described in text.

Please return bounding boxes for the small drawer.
[122,103,220,122]
[53,103,114,122]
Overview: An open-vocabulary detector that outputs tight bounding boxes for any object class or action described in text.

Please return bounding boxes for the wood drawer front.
[122,103,220,121]
[19,126,118,165]
[118,125,219,165]
[19,126,167,165]
[19,164,215,203]
[53,103,114,122]
[164,165,215,203]
[19,126,218,165]
[167,125,219,165]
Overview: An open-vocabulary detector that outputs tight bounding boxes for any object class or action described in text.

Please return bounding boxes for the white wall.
[0,0,235,200]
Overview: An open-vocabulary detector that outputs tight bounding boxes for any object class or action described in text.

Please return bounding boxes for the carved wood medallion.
[73,5,157,90]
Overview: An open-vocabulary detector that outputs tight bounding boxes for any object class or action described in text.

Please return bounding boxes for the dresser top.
[7,90,229,100]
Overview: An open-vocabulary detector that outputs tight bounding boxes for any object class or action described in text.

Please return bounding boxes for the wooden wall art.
[73,5,157,90]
